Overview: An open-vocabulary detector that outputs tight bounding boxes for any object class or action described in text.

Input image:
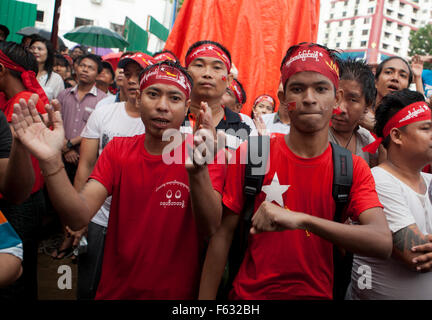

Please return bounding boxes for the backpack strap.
[330,142,353,222]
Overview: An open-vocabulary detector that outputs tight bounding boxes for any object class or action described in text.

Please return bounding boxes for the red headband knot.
[0,49,50,106]
[254,95,275,107]
[362,101,431,154]
[281,44,339,90]
[185,44,231,72]
[140,64,192,99]
[229,79,244,104]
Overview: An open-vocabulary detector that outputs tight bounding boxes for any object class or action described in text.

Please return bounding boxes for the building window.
[384,32,391,38]
[394,47,400,53]
[110,23,123,35]
[330,13,334,19]
[336,42,340,48]
[351,20,355,25]
[338,31,342,37]
[36,10,44,22]
[386,20,392,27]
[339,21,343,27]
[332,3,335,8]
[361,41,367,46]
[397,13,403,20]
[383,43,389,49]
[347,41,352,48]
[356,0,360,3]
[400,2,405,8]
[74,17,94,28]
[411,18,417,24]
[364,18,370,24]
[396,35,401,41]
[386,9,392,15]
[349,30,354,36]
[368,7,374,14]
[354,9,358,15]
[397,24,403,30]
[344,1,348,5]
[362,30,368,35]
[343,11,346,17]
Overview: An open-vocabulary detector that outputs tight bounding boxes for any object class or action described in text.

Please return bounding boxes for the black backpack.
[217,136,353,300]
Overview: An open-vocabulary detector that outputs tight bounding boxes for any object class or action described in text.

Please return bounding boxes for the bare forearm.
[188,168,222,238]
[40,156,92,230]
[74,161,94,192]
[414,76,425,95]
[0,254,22,288]
[300,213,392,259]
[199,225,235,299]
[2,139,35,203]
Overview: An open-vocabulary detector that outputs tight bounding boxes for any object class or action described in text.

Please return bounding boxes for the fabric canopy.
[165,0,320,116]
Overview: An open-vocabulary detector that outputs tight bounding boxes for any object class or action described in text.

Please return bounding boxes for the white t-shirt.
[95,94,117,109]
[261,112,290,135]
[38,72,64,101]
[348,166,432,300]
[81,102,145,227]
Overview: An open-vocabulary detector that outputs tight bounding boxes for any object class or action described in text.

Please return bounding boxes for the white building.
[20,0,176,53]
[317,0,432,63]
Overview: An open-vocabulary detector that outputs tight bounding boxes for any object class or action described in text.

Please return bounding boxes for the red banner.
[165,0,320,116]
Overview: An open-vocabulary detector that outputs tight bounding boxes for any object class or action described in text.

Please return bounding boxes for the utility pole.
[51,0,62,50]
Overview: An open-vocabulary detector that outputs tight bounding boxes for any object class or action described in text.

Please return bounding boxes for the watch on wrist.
[66,140,73,149]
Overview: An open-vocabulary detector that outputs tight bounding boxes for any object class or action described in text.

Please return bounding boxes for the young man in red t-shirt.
[0,41,50,300]
[12,60,226,299]
[199,43,393,300]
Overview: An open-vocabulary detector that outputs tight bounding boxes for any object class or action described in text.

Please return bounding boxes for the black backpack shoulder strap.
[243,135,270,222]
[330,142,353,222]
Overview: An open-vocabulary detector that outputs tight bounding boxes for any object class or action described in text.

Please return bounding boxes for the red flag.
[165,0,320,117]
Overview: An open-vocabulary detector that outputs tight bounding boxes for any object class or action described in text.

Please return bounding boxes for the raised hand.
[411,54,424,79]
[11,94,65,162]
[253,112,269,136]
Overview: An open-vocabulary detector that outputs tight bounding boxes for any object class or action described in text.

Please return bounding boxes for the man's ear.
[277,88,285,105]
[226,73,234,88]
[335,87,343,107]
[389,127,403,146]
[185,99,191,116]
[235,103,243,113]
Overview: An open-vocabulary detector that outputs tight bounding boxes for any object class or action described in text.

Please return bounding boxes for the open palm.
[11,95,64,162]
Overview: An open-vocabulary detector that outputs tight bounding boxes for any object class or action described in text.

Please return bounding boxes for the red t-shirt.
[0,91,47,195]
[90,134,226,299]
[223,134,382,300]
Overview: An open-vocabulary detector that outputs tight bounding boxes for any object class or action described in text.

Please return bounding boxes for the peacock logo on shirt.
[156,180,190,209]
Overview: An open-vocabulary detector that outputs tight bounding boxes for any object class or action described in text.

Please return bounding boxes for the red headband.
[254,95,275,107]
[140,64,192,99]
[153,52,177,63]
[185,44,231,72]
[229,80,244,104]
[281,44,339,90]
[0,50,50,106]
[363,101,431,154]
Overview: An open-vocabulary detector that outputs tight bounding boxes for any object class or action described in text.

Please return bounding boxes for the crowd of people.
[0,22,432,301]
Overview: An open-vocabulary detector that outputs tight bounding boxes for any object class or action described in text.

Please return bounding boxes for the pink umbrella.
[102,52,123,71]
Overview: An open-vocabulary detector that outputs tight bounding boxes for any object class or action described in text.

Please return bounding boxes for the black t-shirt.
[0,111,12,159]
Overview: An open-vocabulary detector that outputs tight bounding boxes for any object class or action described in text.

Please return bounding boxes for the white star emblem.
[261,172,289,207]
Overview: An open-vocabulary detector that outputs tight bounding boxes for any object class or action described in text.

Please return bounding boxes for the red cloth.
[0,91,46,195]
[223,134,382,299]
[164,0,320,115]
[91,134,226,299]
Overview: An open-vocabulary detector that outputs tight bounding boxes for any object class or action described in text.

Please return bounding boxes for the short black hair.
[375,56,413,85]
[30,36,55,82]
[0,24,9,39]
[77,53,103,73]
[232,78,247,104]
[139,60,193,92]
[0,41,38,79]
[54,53,69,67]
[101,61,115,80]
[339,58,377,107]
[185,40,231,67]
[374,88,426,149]
[153,49,179,61]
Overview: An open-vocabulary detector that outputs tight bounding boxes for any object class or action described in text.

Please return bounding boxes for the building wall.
[20,0,174,53]
[318,0,432,62]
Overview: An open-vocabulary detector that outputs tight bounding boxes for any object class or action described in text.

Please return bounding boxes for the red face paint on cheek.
[287,101,296,111]
[332,106,342,115]
[221,75,227,81]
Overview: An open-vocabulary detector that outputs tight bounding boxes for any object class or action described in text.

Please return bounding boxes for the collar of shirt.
[70,84,99,97]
